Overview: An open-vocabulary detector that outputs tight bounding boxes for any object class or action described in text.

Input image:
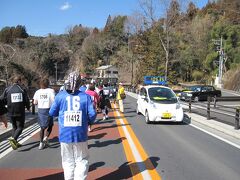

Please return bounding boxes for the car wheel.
[145,111,150,124]
[136,104,140,114]
[194,96,199,102]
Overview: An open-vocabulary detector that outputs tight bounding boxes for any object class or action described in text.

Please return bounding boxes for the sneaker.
[8,138,18,150]
[103,116,106,120]
[16,142,22,147]
[39,142,45,150]
[43,137,49,147]
[106,115,109,119]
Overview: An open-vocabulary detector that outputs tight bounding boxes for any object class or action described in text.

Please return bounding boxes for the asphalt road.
[0,94,240,180]
[124,95,240,180]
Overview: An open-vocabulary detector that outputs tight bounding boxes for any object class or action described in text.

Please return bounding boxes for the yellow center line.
[112,103,162,180]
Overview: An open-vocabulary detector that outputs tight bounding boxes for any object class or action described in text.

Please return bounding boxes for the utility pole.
[128,36,134,86]
[219,37,224,87]
[212,36,224,88]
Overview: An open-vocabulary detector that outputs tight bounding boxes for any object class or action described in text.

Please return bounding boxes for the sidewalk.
[0,111,38,141]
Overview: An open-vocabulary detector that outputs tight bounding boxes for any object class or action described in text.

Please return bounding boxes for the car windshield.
[187,86,201,92]
[148,87,177,103]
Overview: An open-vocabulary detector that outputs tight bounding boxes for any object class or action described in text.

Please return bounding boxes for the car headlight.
[176,102,181,109]
[187,93,192,97]
[150,101,157,108]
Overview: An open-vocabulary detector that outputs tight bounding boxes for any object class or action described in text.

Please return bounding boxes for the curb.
[185,112,240,140]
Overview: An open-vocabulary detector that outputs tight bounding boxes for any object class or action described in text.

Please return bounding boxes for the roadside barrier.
[187,96,240,130]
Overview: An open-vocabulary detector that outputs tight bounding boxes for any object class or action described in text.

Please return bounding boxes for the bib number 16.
[66,96,80,111]
[64,96,82,127]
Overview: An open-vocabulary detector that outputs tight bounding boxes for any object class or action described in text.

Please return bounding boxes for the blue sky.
[0,0,208,37]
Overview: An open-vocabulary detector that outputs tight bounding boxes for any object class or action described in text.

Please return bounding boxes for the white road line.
[0,124,40,159]
[190,124,240,149]
[114,105,151,179]
[127,91,240,150]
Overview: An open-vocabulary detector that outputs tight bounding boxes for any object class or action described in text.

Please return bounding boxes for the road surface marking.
[113,103,161,180]
[190,124,240,149]
[0,123,40,159]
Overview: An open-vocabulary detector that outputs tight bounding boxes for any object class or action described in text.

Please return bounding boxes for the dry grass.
[223,66,240,92]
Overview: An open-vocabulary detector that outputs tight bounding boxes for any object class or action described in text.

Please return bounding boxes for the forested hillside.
[0,0,239,91]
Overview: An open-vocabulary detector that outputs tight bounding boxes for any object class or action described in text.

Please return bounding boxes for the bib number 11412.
[64,96,82,127]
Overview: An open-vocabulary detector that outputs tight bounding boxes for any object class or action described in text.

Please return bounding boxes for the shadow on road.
[88,137,126,149]
[95,156,160,179]
[91,123,131,132]
[28,172,64,180]
[88,132,107,140]
[18,141,39,152]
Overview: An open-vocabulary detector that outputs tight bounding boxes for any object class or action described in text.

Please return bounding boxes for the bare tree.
[137,0,192,80]
[125,12,145,35]
[0,43,16,85]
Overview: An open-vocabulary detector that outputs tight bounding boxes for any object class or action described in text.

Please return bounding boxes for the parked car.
[179,85,221,102]
[136,85,184,124]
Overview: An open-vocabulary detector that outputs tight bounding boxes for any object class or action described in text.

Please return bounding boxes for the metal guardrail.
[187,96,240,130]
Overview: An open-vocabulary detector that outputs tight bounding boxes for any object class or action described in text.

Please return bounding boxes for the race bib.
[39,93,49,104]
[64,111,82,127]
[11,93,23,103]
[103,89,110,96]
[39,93,48,100]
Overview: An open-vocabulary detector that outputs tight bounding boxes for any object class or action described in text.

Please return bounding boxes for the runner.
[0,75,30,150]
[85,83,100,131]
[79,79,88,92]
[49,71,96,180]
[33,78,55,150]
[98,83,111,120]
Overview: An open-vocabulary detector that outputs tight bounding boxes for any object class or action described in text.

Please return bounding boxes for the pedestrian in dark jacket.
[0,75,30,150]
[98,83,111,120]
[0,99,8,128]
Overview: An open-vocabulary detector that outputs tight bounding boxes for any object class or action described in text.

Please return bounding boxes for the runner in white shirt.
[33,78,55,150]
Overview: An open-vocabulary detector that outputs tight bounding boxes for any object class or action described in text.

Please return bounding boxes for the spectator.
[49,71,96,180]
[0,75,30,150]
[33,78,55,150]
[117,82,125,113]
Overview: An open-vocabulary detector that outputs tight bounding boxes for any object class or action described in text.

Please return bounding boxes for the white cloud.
[60,2,71,11]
